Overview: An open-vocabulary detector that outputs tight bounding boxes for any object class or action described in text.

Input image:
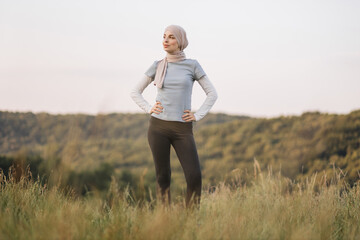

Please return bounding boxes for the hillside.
[195,110,360,185]
[0,110,360,196]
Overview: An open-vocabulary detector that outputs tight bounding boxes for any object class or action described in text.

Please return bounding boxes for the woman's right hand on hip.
[150,101,163,114]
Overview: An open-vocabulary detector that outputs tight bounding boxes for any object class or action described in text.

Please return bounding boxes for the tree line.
[0,110,359,199]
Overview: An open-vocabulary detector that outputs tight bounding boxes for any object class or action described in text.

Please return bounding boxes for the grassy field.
[1,165,360,240]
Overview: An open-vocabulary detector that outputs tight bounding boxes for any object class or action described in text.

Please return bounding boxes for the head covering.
[153,25,188,88]
[165,25,188,51]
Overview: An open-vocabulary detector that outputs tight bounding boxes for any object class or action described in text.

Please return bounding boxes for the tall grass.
[1,163,360,240]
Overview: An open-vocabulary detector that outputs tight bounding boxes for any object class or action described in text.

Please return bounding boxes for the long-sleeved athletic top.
[130,59,218,122]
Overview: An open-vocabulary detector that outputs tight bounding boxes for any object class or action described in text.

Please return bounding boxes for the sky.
[1,0,359,118]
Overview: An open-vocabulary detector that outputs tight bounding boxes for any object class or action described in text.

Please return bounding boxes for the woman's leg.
[172,132,202,208]
[148,120,172,205]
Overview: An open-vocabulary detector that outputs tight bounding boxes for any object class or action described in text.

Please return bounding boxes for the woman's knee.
[156,173,171,188]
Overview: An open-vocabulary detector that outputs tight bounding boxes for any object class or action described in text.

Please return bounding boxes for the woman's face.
[163,31,180,53]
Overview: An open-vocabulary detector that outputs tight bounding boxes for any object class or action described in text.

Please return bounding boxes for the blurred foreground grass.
[1,163,360,240]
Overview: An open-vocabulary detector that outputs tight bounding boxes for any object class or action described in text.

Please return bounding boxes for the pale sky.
[1,0,359,117]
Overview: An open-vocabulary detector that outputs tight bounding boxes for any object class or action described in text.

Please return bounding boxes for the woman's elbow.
[211,90,218,102]
[130,89,139,100]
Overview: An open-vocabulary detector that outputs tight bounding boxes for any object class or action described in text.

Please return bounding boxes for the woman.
[130,25,218,208]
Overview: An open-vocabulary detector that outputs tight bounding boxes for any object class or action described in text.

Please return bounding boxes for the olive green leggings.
[147,116,202,208]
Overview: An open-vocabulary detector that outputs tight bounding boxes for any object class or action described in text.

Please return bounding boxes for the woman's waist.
[149,116,193,133]
[150,111,188,122]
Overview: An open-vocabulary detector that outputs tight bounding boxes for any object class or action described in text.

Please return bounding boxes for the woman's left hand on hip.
[182,110,196,122]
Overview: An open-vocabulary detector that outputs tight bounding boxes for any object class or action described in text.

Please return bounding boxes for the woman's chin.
[164,49,179,54]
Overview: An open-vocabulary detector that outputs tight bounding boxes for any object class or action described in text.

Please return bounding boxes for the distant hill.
[1,110,360,186]
[195,110,360,185]
[0,111,246,154]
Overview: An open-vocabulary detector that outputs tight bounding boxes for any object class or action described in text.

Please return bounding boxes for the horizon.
[1,107,359,119]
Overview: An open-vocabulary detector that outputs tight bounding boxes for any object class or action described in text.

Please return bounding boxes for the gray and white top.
[130,59,218,122]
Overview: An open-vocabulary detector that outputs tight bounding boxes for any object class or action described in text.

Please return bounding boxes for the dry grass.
[1,164,360,240]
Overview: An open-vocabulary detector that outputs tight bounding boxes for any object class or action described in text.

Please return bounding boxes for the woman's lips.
[164,45,169,48]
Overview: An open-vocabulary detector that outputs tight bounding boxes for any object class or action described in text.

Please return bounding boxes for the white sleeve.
[194,75,218,121]
[130,75,154,114]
